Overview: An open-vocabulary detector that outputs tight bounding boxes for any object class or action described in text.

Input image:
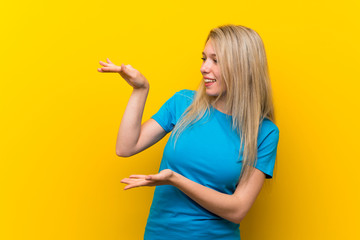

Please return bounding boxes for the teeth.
[204,79,216,83]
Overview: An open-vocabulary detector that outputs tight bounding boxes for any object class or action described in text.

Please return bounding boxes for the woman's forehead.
[203,40,216,56]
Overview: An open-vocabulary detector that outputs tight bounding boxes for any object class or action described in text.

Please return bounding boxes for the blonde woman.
[98,25,279,239]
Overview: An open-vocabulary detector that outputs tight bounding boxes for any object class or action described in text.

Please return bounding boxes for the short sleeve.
[151,94,177,133]
[151,90,195,133]
[255,126,280,179]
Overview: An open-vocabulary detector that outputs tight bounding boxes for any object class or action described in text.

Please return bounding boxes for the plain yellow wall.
[1,0,359,239]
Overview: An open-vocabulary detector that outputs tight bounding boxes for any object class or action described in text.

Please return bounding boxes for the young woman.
[98,25,279,239]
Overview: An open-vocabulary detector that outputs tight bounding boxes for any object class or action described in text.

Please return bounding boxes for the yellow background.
[1,0,359,239]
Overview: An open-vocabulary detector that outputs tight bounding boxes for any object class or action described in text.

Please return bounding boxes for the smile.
[204,78,216,83]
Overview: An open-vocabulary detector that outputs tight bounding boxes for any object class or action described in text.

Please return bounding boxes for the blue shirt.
[144,90,279,240]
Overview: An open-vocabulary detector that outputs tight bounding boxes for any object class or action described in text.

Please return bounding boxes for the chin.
[205,89,220,97]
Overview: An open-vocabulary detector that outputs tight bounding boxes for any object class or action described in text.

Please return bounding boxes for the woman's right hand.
[98,58,149,89]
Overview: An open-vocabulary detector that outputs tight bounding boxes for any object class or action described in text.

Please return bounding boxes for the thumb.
[120,64,127,73]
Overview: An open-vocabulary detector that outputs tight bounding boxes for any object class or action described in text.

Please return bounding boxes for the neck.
[212,98,229,115]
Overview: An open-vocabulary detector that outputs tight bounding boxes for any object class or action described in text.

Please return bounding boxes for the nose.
[200,60,211,74]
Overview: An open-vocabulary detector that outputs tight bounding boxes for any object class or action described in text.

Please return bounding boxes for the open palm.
[121,169,174,190]
[98,58,148,89]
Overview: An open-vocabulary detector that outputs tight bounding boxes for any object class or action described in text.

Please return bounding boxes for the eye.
[201,57,218,64]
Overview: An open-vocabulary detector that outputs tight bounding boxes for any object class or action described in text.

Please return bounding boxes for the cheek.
[214,67,221,80]
[217,76,226,92]
[215,70,222,85]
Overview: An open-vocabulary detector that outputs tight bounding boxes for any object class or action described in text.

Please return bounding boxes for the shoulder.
[173,89,196,101]
[167,89,196,107]
[156,89,196,113]
[259,118,279,134]
[258,118,279,147]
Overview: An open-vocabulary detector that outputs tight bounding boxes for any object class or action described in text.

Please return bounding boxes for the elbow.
[116,141,139,157]
[231,216,244,225]
[227,216,243,225]
[116,148,133,158]
[227,211,246,224]
[116,152,131,158]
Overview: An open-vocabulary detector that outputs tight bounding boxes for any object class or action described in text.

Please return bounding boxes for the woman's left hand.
[121,169,174,190]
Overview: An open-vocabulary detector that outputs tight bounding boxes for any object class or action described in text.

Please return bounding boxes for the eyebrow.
[202,52,217,57]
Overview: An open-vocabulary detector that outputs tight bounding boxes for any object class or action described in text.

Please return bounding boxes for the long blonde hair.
[172,25,275,181]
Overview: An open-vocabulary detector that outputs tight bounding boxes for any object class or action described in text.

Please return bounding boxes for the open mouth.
[204,78,216,83]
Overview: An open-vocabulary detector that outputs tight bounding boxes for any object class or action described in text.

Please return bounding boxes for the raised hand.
[120,169,174,190]
[98,58,149,89]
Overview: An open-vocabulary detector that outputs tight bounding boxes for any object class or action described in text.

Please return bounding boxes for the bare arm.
[170,168,265,224]
[98,59,167,157]
[116,89,167,157]
[121,168,265,224]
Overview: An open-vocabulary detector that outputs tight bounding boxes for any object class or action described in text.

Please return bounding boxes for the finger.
[129,174,148,179]
[99,61,110,67]
[98,67,113,72]
[121,177,146,184]
[120,178,131,184]
[106,58,113,64]
[120,178,134,184]
[124,182,143,190]
[99,66,121,72]
[124,184,138,190]
[121,180,142,187]
[123,181,149,190]
[119,64,130,77]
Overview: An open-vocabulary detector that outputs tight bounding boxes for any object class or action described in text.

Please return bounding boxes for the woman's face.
[200,39,225,97]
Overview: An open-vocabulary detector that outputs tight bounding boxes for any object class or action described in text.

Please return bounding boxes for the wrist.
[133,77,150,90]
[133,84,149,93]
[169,171,181,186]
